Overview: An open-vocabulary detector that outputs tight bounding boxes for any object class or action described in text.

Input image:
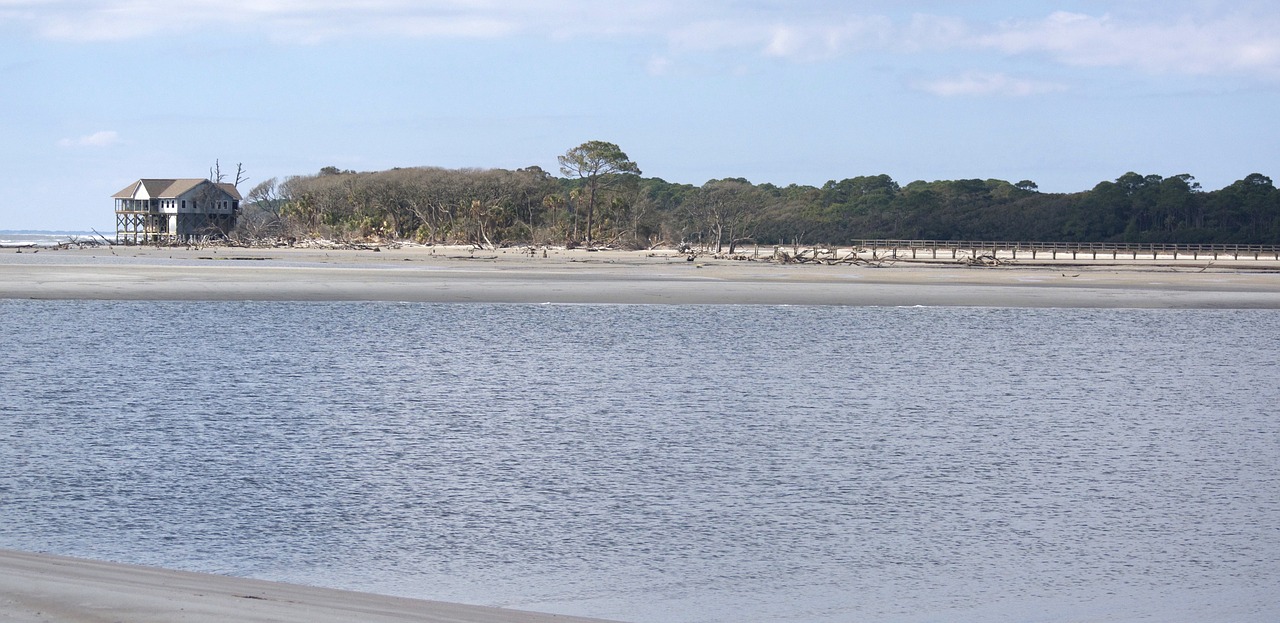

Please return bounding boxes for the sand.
[0,548,620,623]
[1,243,1279,307]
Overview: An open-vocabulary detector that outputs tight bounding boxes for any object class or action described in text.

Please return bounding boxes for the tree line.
[238,141,1280,248]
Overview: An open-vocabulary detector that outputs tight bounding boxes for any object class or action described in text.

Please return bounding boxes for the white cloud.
[914,72,1066,97]
[58,130,119,148]
[761,17,893,61]
[980,10,1280,77]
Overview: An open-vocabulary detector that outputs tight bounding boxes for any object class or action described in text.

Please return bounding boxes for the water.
[0,231,100,247]
[1,301,1277,622]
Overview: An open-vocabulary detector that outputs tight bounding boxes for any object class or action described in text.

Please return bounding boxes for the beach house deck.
[113,178,241,244]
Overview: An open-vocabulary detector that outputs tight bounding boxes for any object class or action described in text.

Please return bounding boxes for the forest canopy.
[240,141,1280,248]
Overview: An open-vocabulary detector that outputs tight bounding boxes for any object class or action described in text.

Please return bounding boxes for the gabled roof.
[112,178,242,201]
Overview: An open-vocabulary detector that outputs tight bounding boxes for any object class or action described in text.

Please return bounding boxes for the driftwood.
[772,247,893,266]
[708,252,757,261]
[60,235,106,249]
[89,228,115,246]
[959,253,1003,267]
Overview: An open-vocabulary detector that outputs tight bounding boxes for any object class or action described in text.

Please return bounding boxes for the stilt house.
[113,178,241,244]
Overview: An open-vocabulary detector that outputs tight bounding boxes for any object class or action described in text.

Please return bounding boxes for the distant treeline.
[239,143,1280,248]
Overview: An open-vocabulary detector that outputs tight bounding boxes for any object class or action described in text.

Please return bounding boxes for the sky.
[2,0,1278,231]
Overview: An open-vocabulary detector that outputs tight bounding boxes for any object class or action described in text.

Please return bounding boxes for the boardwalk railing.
[848,240,1280,261]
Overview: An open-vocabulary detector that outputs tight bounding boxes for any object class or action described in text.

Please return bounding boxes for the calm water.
[1,301,1278,622]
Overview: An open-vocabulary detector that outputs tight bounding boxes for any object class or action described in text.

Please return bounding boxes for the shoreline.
[2,244,1279,307]
[0,548,621,623]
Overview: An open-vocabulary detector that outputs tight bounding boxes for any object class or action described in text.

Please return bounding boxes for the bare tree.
[685,179,762,253]
[209,159,248,189]
[247,178,282,213]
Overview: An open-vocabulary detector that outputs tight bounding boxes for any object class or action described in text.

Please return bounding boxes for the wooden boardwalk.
[850,239,1280,261]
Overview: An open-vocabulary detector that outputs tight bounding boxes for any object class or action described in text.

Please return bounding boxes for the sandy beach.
[0,549,620,623]
[2,243,1279,307]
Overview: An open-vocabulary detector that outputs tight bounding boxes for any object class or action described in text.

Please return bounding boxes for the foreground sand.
[2,243,1279,307]
[0,549,620,623]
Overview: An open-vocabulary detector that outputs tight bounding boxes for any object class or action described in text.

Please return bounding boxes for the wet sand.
[0,548,619,623]
[1,244,1279,307]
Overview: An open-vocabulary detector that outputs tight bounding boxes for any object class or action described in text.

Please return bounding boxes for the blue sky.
[2,0,1277,230]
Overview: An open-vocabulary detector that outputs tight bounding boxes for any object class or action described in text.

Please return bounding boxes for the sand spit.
[1,244,1279,307]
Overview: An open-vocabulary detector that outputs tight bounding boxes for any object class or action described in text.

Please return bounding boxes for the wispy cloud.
[665,15,892,62]
[761,17,893,61]
[646,54,673,77]
[914,72,1066,97]
[7,1,1280,81]
[979,10,1280,77]
[15,0,528,42]
[58,130,119,148]
[898,14,970,53]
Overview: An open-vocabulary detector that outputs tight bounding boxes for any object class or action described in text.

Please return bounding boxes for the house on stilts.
[113,178,241,244]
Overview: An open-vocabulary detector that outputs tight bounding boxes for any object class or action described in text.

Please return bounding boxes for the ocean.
[0,231,103,248]
[1,300,1277,622]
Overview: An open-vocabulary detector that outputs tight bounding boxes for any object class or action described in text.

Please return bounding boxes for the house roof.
[112,178,243,201]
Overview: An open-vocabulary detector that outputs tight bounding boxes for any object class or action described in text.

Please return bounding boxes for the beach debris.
[771,247,890,266]
[90,228,115,247]
[960,253,1004,267]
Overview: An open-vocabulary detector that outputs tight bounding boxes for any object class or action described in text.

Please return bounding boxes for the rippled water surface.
[2,301,1278,622]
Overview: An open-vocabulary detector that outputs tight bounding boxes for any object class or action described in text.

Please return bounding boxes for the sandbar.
[1,244,1279,307]
[0,548,620,623]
